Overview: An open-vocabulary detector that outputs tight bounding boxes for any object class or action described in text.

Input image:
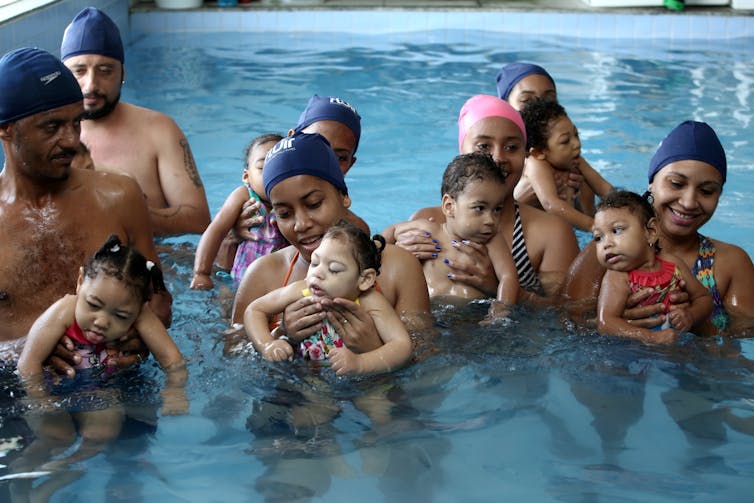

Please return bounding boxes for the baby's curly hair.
[441,152,506,199]
[520,98,568,152]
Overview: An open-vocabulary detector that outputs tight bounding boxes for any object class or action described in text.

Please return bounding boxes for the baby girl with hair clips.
[593,190,712,344]
[17,235,187,467]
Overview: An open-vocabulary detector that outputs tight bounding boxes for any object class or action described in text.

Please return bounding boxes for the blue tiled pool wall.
[0,0,128,57]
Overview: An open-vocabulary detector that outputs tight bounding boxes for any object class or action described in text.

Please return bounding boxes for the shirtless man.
[0,47,171,367]
[60,7,210,236]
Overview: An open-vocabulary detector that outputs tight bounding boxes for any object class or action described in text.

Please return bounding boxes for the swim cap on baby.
[496,62,555,101]
[457,94,526,152]
[60,7,124,63]
[294,95,361,153]
[0,47,83,125]
[263,132,347,198]
[648,120,726,184]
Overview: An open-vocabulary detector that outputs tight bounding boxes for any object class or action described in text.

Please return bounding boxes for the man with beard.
[0,47,171,367]
[60,7,210,237]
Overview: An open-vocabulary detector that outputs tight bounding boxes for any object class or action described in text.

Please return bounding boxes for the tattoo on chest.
[180,138,203,188]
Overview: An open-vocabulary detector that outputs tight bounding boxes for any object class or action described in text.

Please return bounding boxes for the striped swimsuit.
[511,202,542,293]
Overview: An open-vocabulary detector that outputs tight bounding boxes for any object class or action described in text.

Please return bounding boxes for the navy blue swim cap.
[263,132,347,199]
[496,62,555,101]
[0,47,83,125]
[61,7,124,63]
[294,95,361,153]
[648,121,726,184]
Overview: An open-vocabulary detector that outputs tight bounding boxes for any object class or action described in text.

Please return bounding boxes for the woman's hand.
[392,220,441,261]
[444,240,498,297]
[322,297,382,354]
[623,286,690,329]
[233,199,265,241]
[279,296,327,343]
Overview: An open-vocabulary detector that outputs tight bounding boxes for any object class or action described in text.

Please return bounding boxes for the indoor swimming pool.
[1,15,754,502]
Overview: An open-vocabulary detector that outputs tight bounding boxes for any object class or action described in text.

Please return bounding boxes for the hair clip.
[146,260,155,271]
[110,244,120,252]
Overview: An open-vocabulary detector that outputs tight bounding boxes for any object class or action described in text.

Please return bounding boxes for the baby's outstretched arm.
[191,186,251,290]
[245,281,304,361]
[133,305,189,415]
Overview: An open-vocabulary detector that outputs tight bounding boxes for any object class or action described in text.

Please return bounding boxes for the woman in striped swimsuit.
[385,94,579,304]
[563,121,754,336]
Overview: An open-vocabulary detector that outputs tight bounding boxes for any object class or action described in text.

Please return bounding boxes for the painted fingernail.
[451,239,458,245]
[447,273,455,279]
[431,253,438,258]
[435,245,441,251]
[443,258,450,264]
[432,239,439,244]
[461,240,469,245]
[424,232,431,237]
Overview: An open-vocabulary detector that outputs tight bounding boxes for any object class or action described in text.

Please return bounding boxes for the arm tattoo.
[180,138,203,188]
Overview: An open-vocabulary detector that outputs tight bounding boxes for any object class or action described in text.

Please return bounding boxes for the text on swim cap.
[329,97,357,114]
[40,71,61,86]
[266,136,295,161]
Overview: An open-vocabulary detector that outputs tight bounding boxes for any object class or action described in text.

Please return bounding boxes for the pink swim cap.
[457,94,526,153]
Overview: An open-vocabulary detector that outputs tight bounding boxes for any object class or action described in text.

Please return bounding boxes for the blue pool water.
[2,28,754,501]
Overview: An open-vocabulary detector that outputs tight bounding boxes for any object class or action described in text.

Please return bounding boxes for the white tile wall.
[129,8,754,39]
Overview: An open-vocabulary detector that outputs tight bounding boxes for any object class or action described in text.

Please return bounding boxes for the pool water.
[2,29,754,501]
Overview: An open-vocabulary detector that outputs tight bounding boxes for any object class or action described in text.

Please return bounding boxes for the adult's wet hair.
[520,98,568,152]
[441,152,506,199]
[84,234,166,304]
[324,221,385,276]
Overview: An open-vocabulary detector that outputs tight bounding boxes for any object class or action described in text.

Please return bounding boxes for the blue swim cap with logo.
[294,95,362,153]
[60,7,124,63]
[263,132,347,199]
[0,47,83,125]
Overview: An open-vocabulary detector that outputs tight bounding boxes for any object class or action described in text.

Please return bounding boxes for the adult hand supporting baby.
[444,240,498,297]
[233,198,265,242]
[391,219,441,261]
[280,295,328,342]
[622,286,690,329]
[323,297,382,354]
[47,335,81,377]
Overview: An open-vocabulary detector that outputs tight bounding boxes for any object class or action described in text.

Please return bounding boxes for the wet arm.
[578,157,613,199]
[597,271,675,344]
[191,187,249,289]
[151,121,211,236]
[528,161,594,231]
[18,296,76,382]
[245,281,303,359]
